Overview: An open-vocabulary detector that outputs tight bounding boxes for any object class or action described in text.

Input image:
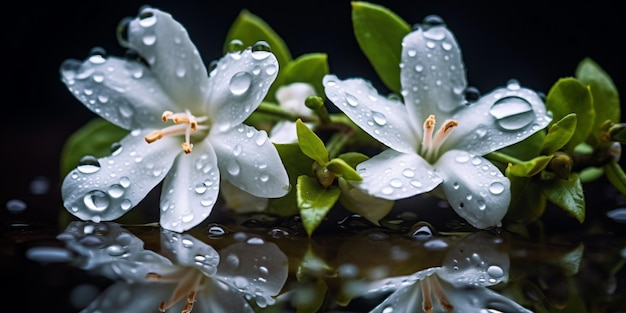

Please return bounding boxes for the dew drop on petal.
[229,72,252,95]
[489,96,535,131]
[227,160,241,176]
[107,184,125,198]
[487,265,504,278]
[455,152,470,163]
[139,12,157,27]
[83,190,110,212]
[228,39,244,53]
[372,111,387,126]
[120,199,132,211]
[345,93,359,106]
[251,41,271,60]
[488,182,505,195]
[77,156,101,174]
[142,35,156,46]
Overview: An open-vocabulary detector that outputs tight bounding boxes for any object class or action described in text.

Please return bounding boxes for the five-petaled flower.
[60,7,290,232]
[323,16,551,229]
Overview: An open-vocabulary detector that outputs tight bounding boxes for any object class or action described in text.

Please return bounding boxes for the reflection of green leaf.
[575,58,621,141]
[224,10,292,102]
[542,174,586,223]
[327,158,362,181]
[546,78,594,151]
[59,118,128,178]
[267,143,313,216]
[507,155,553,177]
[276,53,329,98]
[541,113,577,155]
[604,160,626,195]
[351,1,411,93]
[297,119,328,164]
[297,175,341,236]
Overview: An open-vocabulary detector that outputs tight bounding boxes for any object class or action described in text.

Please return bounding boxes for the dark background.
[3,0,625,219]
[1,1,625,312]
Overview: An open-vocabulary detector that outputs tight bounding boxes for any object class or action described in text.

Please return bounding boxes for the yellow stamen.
[430,275,453,312]
[422,115,436,155]
[145,272,162,280]
[420,115,458,161]
[421,278,433,313]
[144,110,209,154]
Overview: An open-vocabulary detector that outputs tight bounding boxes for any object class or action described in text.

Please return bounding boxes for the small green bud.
[548,152,573,180]
[608,123,626,144]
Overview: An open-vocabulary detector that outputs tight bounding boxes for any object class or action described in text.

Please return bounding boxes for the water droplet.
[259,173,269,182]
[390,179,403,188]
[410,180,422,188]
[489,96,535,131]
[227,160,241,176]
[415,64,424,72]
[453,182,460,190]
[424,239,448,250]
[255,132,268,146]
[251,41,271,60]
[455,152,470,163]
[411,225,433,240]
[120,199,132,210]
[195,183,207,194]
[77,156,101,174]
[345,93,359,106]
[487,265,504,278]
[110,142,123,156]
[83,191,110,212]
[142,35,156,46]
[6,199,27,213]
[119,177,131,188]
[372,111,387,126]
[229,72,252,95]
[107,184,125,198]
[477,200,486,210]
[106,244,126,256]
[246,237,264,245]
[233,144,242,156]
[464,86,481,103]
[265,64,277,75]
[488,182,505,195]
[208,225,226,237]
[228,39,244,53]
[139,11,157,27]
[402,168,415,178]
[506,79,521,90]
[441,41,452,50]
[381,186,393,195]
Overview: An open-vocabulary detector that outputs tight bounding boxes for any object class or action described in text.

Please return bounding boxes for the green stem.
[326,131,352,159]
[485,151,525,165]
[255,102,318,123]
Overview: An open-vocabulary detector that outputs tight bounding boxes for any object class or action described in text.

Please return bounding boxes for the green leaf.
[59,118,128,178]
[496,130,545,162]
[351,1,411,93]
[337,152,369,168]
[575,58,621,141]
[507,155,553,177]
[276,53,329,99]
[545,78,595,151]
[541,174,586,223]
[297,175,341,236]
[504,176,546,223]
[604,160,626,195]
[224,10,292,102]
[266,143,313,216]
[326,158,362,181]
[296,119,328,164]
[541,113,577,155]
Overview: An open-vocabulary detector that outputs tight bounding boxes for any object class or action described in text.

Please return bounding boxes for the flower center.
[420,114,458,162]
[145,110,209,154]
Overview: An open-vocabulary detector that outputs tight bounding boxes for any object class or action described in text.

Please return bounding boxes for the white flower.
[323,16,551,229]
[60,7,290,232]
[269,82,316,144]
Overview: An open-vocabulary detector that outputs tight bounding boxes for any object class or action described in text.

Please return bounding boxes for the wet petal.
[324,74,418,153]
[443,85,552,156]
[193,279,257,313]
[160,230,220,276]
[124,7,209,109]
[435,150,510,229]
[276,82,316,115]
[338,178,394,225]
[216,240,289,308]
[269,121,300,144]
[62,131,179,223]
[442,282,533,313]
[60,56,178,130]
[211,124,290,198]
[207,48,279,128]
[159,141,220,232]
[355,149,442,200]
[81,281,177,313]
[400,21,467,127]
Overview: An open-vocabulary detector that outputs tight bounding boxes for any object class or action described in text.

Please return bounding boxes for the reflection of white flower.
[324,16,551,228]
[60,7,289,232]
[351,231,532,313]
[58,221,288,313]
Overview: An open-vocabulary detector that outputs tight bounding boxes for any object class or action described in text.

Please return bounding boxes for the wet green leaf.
[276,53,329,98]
[337,152,369,168]
[542,174,586,223]
[546,78,594,151]
[604,160,626,195]
[541,113,577,155]
[326,158,362,181]
[575,58,621,141]
[337,178,393,226]
[297,175,341,236]
[224,10,292,102]
[507,155,553,177]
[497,130,545,162]
[297,119,328,164]
[59,118,128,178]
[266,143,313,216]
[351,1,411,93]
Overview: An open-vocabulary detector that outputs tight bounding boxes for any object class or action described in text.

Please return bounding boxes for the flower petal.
[435,150,510,229]
[211,124,290,197]
[276,82,316,115]
[355,149,442,200]
[159,141,220,232]
[207,48,279,128]
[444,85,552,156]
[60,56,178,130]
[323,75,418,153]
[124,7,209,109]
[400,22,467,127]
[62,131,179,222]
